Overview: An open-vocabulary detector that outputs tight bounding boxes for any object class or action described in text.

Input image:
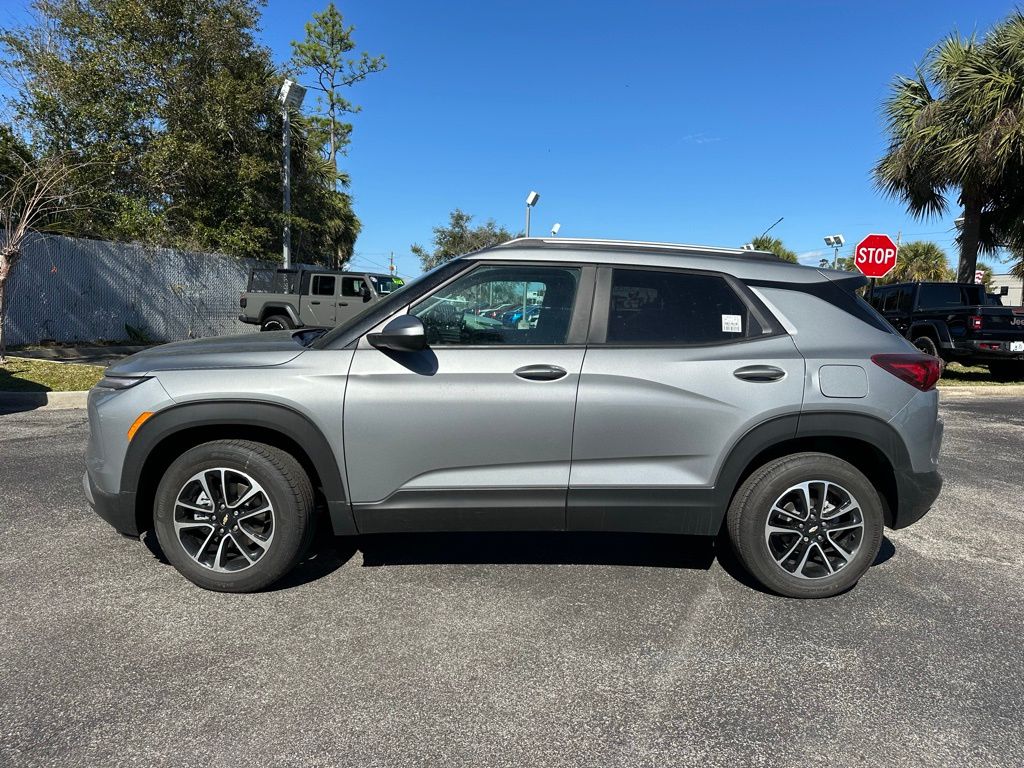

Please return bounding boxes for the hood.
[106,331,307,376]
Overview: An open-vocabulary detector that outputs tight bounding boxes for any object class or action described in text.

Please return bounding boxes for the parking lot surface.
[1,395,1022,767]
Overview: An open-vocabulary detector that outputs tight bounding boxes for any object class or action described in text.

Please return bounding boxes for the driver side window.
[410,265,580,346]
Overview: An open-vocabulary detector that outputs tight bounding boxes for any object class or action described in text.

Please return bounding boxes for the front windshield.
[312,260,466,349]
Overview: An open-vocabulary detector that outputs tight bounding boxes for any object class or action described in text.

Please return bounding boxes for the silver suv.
[84,238,943,598]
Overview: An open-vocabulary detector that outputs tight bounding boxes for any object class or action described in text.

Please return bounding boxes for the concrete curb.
[0,390,89,411]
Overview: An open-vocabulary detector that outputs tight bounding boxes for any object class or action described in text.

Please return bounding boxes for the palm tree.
[885,241,954,283]
[750,235,798,263]
[874,12,1024,283]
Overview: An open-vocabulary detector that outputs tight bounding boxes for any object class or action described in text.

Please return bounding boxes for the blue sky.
[1,0,1016,276]
[259,0,1015,277]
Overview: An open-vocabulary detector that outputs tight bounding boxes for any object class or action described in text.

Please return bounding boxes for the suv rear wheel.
[153,440,315,592]
[726,453,884,598]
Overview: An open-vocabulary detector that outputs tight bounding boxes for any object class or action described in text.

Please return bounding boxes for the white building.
[991,273,1024,306]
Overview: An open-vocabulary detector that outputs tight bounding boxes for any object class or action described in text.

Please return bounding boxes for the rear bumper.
[83,471,140,537]
[891,468,943,529]
[238,314,259,325]
[948,340,1024,362]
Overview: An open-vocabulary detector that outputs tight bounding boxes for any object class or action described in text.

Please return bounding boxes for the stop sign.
[854,234,898,279]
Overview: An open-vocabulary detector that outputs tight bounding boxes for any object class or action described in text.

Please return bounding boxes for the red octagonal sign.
[854,233,898,279]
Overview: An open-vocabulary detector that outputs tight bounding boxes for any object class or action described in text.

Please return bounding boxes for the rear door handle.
[338,302,349,306]
[734,365,786,382]
[310,300,321,305]
[514,364,567,381]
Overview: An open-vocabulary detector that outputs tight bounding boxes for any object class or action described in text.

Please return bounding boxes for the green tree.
[750,235,798,263]
[0,0,358,263]
[290,2,385,186]
[411,209,517,271]
[874,12,1024,283]
[884,241,954,283]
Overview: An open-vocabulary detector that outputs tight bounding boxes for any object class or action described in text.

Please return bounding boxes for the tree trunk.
[956,190,983,283]
[0,256,9,366]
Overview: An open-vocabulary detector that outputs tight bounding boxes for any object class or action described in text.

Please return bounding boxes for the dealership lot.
[1,395,1022,768]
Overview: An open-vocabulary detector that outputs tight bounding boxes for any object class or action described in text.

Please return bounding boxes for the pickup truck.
[869,281,1024,380]
[239,266,405,331]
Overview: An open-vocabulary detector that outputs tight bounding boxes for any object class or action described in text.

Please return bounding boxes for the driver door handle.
[514,364,567,382]
[734,364,786,382]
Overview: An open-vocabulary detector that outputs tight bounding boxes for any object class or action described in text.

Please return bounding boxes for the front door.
[305,273,338,327]
[343,262,592,533]
[336,275,372,325]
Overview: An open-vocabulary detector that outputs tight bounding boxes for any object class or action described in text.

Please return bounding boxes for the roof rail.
[495,237,781,261]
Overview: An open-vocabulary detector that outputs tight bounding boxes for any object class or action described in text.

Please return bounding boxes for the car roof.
[468,237,850,284]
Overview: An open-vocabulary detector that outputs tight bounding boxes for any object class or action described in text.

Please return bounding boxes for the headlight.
[95,375,151,390]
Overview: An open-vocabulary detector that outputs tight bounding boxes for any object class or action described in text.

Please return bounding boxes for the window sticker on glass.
[721,314,743,333]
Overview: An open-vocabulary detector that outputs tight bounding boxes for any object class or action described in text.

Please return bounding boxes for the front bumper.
[83,471,140,537]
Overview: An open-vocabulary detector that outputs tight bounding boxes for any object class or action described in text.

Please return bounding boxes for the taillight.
[969,315,982,330]
[240,296,247,308]
[871,354,941,391]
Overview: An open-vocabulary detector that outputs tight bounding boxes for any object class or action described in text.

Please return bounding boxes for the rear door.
[568,266,805,535]
[305,273,338,327]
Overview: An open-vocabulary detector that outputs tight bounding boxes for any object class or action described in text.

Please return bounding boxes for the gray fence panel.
[6,234,273,345]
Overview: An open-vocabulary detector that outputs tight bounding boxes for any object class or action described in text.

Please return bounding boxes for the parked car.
[239,266,405,331]
[868,281,1024,380]
[501,304,541,327]
[84,237,943,598]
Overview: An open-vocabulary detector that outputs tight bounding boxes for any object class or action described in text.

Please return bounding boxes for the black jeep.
[869,281,1024,380]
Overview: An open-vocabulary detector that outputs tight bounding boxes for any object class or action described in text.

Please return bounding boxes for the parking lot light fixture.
[525,191,540,237]
[278,78,307,268]
[551,222,561,237]
[823,234,845,269]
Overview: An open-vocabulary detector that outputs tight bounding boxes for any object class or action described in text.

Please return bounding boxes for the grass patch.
[938,362,1024,386]
[0,356,105,392]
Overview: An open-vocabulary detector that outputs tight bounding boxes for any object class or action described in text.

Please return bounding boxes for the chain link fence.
[6,234,273,346]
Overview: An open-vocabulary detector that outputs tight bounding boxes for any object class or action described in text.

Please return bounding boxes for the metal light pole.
[525,191,540,237]
[278,79,307,268]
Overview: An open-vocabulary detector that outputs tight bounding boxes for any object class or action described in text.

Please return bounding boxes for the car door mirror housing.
[368,315,427,352]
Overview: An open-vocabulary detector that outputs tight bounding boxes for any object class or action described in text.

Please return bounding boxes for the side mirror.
[361,284,372,302]
[368,315,427,352]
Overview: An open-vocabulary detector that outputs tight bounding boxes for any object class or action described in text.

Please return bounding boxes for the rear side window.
[917,284,964,308]
[606,269,759,345]
[312,275,336,296]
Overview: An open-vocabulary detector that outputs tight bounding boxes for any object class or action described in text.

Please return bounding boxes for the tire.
[988,360,1024,382]
[726,453,885,599]
[260,314,294,332]
[912,335,940,359]
[153,440,315,592]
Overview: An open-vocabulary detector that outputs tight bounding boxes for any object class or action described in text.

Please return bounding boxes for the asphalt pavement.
[0,395,1022,767]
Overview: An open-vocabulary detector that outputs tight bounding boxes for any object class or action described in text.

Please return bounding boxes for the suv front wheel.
[153,440,315,592]
[726,453,884,598]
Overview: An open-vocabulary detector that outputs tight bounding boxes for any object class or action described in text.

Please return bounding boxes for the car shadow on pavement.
[357,531,717,570]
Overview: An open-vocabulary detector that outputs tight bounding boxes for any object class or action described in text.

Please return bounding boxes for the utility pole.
[278,79,307,268]
[389,251,395,275]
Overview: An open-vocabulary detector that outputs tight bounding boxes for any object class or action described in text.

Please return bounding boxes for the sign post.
[854,234,899,302]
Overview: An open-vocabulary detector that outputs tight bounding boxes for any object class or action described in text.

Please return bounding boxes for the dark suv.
[868,282,1024,380]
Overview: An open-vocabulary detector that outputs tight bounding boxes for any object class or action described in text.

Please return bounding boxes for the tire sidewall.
[261,315,294,332]
[730,455,885,599]
[913,335,939,358]
[153,443,308,592]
